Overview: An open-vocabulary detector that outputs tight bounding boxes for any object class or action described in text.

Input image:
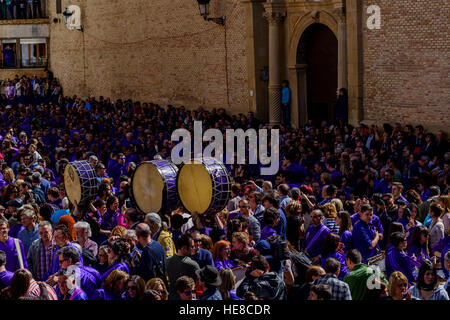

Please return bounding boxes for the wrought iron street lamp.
[197,0,226,25]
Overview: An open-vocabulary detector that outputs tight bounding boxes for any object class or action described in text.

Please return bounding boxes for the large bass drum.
[130,160,179,214]
[64,160,99,205]
[176,157,231,215]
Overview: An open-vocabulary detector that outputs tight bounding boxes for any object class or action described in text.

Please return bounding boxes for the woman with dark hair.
[336,210,353,254]
[409,260,449,300]
[100,238,131,282]
[384,222,404,252]
[407,226,430,270]
[385,232,416,284]
[320,233,348,280]
[124,275,146,301]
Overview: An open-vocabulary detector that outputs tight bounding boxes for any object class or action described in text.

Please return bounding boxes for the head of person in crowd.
[125,275,146,301]
[388,271,409,300]
[310,209,324,227]
[218,268,237,300]
[123,229,138,251]
[390,232,408,251]
[305,266,326,284]
[284,200,302,218]
[57,215,76,241]
[53,224,71,247]
[336,210,352,234]
[231,231,249,252]
[145,277,168,300]
[308,284,332,300]
[263,207,280,228]
[57,266,81,298]
[176,233,195,257]
[104,269,128,298]
[135,223,152,247]
[364,278,389,300]
[73,221,91,246]
[321,233,341,257]
[98,245,109,265]
[124,208,142,229]
[4,269,33,300]
[262,191,280,209]
[213,240,232,262]
[408,226,429,254]
[359,204,374,224]
[416,259,438,291]
[107,238,130,265]
[195,265,222,292]
[58,246,81,270]
[321,202,337,219]
[176,276,196,301]
[345,249,362,271]
[200,234,214,252]
[145,212,162,235]
[429,203,444,220]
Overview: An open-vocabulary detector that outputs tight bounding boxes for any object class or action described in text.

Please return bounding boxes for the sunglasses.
[193,239,202,243]
[127,286,137,290]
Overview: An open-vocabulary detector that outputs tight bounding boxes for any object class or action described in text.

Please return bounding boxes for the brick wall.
[48,0,249,114]
[362,0,450,129]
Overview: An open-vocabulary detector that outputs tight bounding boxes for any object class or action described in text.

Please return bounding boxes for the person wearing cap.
[0,218,28,272]
[30,172,45,205]
[195,265,223,300]
[5,198,25,238]
[144,213,176,259]
[385,232,416,284]
[236,255,286,300]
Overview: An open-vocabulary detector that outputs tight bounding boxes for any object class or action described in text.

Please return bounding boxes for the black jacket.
[236,271,287,300]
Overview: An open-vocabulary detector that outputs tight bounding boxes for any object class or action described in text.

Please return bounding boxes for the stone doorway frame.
[287,11,339,129]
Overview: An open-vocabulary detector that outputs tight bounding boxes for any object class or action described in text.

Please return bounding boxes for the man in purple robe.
[0,218,28,272]
[304,209,331,264]
[54,246,99,299]
[43,224,83,281]
[0,250,14,290]
[57,266,89,300]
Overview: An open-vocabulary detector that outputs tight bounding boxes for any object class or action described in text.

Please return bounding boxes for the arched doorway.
[297,23,337,125]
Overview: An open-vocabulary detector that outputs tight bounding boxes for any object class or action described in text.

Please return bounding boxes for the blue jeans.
[282,103,290,127]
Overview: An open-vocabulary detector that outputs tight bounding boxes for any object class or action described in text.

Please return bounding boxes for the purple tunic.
[260,225,278,240]
[0,237,28,272]
[100,261,130,282]
[214,258,237,271]
[0,270,14,290]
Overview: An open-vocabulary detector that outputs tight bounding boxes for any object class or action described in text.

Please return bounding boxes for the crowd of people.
[0,73,449,301]
[0,0,44,20]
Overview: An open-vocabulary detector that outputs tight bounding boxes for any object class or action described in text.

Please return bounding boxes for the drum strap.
[14,238,24,269]
[305,225,326,252]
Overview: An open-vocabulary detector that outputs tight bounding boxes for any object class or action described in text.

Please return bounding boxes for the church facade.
[1,0,448,130]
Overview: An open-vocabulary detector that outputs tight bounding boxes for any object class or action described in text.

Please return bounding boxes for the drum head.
[132,163,165,213]
[177,160,213,214]
[64,163,82,205]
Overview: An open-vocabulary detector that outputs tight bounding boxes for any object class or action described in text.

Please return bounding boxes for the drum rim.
[130,160,178,214]
[64,160,98,205]
[176,157,230,215]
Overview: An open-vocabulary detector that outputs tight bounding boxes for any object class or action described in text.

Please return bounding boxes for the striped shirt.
[27,279,58,300]
[36,240,55,281]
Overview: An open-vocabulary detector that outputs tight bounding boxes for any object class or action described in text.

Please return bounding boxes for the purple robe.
[214,258,237,270]
[0,237,28,272]
[100,261,130,282]
[260,225,278,240]
[0,270,14,290]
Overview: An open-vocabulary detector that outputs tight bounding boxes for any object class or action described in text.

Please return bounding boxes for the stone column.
[263,10,286,127]
[334,7,348,90]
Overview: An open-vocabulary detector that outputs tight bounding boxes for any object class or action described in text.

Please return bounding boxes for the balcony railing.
[0,0,48,23]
